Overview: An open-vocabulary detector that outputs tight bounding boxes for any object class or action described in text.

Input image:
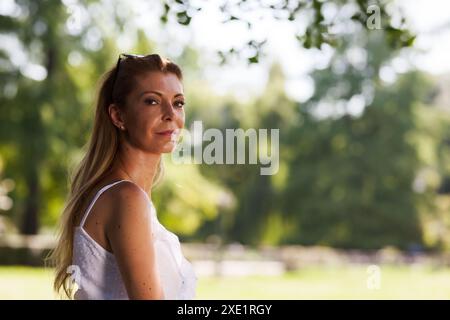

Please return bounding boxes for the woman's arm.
[105,182,164,299]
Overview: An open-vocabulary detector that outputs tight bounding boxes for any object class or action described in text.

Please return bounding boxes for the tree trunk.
[21,170,39,235]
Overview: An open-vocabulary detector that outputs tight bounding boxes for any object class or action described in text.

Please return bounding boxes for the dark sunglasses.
[110,53,160,103]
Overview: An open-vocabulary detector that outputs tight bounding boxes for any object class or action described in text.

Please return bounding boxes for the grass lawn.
[0,264,449,299]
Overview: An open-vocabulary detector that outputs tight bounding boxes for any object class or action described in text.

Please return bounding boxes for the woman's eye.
[144,98,158,105]
[174,101,185,108]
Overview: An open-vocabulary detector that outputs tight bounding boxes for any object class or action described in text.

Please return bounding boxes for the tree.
[1,1,87,234]
[159,0,415,64]
[282,30,433,249]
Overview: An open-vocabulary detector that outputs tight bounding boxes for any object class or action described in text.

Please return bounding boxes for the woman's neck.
[112,144,161,194]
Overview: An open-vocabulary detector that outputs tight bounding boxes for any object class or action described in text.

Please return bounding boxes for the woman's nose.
[162,100,176,121]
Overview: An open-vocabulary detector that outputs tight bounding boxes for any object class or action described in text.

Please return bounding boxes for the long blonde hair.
[47,54,183,298]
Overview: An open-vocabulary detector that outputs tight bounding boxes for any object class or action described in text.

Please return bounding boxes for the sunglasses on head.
[110,53,160,103]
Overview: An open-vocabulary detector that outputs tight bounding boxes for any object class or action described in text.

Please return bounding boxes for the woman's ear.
[108,104,126,131]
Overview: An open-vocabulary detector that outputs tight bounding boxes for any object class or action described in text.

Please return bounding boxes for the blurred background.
[1,0,450,299]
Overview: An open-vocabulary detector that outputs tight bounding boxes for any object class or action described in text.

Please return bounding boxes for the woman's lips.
[156,130,175,137]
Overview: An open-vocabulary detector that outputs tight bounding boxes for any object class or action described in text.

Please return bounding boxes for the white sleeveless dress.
[72,180,197,300]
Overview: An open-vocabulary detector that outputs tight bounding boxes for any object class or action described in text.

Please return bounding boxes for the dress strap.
[79,180,131,228]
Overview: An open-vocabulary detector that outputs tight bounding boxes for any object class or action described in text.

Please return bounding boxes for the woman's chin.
[161,142,177,153]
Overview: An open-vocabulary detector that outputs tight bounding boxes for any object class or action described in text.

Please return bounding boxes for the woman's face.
[121,71,185,154]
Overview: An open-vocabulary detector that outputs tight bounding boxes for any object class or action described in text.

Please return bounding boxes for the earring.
[120,125,125,130]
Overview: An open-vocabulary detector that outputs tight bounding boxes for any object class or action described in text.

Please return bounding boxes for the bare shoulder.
[104,181,151,228]
[107,180,149,208]
[103,180,163,299]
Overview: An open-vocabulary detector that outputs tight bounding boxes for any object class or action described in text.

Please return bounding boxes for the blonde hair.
[47,54,183,298]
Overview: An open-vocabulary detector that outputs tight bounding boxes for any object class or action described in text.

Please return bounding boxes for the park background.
[1,0,450,299]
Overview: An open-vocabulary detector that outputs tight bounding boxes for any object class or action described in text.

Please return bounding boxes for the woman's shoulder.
[103,180,155,244]
[103,180,149,210]
[87,177,153,230]
[77,179,143,227]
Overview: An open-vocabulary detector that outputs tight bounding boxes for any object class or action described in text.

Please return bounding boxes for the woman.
[49,53,197,300]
